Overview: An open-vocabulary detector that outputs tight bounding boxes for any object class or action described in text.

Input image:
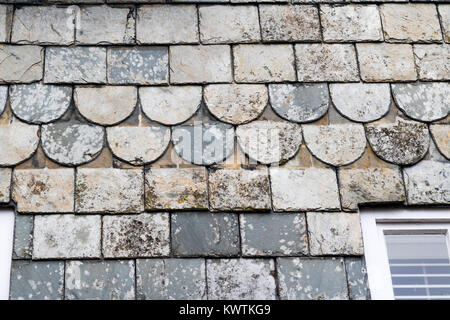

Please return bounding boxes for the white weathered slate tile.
[414,44,450,81]
[0,121,39,166]
[430,125,449,160]
[0,5,12,43]
[0,168,11,203]
[439,5,450,43]
[0,45,43,83]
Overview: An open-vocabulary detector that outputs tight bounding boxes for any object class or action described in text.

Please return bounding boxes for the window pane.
[385,233,450,300]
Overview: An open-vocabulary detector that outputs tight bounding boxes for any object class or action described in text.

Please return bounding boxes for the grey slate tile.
[12,214,33,259]
[345,257,370,300]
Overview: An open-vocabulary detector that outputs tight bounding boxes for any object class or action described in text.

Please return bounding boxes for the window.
[361,208,450,300]
[0,208,14,300]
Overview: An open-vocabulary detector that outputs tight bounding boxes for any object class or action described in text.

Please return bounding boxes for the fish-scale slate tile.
[269,83,329,123]
[10,83,72,124]
[9,261,64,300]
[0,6,12,43]
[329,83,391,123]
[41,121,104,166]
[270,168,340,212]
[199,5,260,44]
[11,6,74,44]
[439,5,450,43]
[345,257,370,300]
[209,169,271,211]
[137,5,198,44]
[240,213,308,256]
[172,122,235,165]
[365,118,430,165]
[171,212,240,257]
[0,121,39,166]
[145,167,208,210]
[44,47,106,84]
[65,260,135,300]
[295,44,359,82]
[0,85,6,115]
[414,44,450,81]
[357,43,416,82]
[338,167,406,211]
[33,214,101,259]
[320,5,383,42]
[259,5,320,42]
[307,212,363,256]
[392,82,449,122]
[170,45,232,84]
[277,257,348,300]
[404,160,450,205]
[12,214,33,259]
[233,44,295,83]
[0,168,11,203]
[0,45,43,83]
[76,5,135,44]
[12,169,74,213]
[74,86,137,126]
[103,213,170,258]
[303,124,366,166]
[207,259,277,300]
[204,84,268,125]
[430,125,449,159]
[76,168,144,213]
[236,120,302,164]
[140,86,201,125]
[107,47,168,84]
[380,4,442,43]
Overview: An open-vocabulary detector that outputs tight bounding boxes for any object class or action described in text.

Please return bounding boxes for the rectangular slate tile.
[0,5,12,43]
[345,257,370,300]
[0,45,43,83]
[439,5,450,43]
[12,214,33,259]
[0,167,11,203]
[414,44,450,81]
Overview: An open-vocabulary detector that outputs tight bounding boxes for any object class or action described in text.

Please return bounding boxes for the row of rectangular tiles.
[10,257,369,300]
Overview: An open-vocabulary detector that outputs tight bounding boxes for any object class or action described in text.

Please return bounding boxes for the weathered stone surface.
[145,167,208,210]
[33,215,101,259]
[0,6,11,43]
[76,5,135,44]
[0,85,6,115]
[10,83,72,124]
[199,5,260,43]
[76,168,144,213]
[170,45,232,84]
[10,261,64,300]
[75,86,137,126]
[103,213,170,258]
[414,44,450,81]
[260,4,320,42]
[107,47,168,84]
[339,167,406,211]
[345,257,370,300]
[12,214,33,259]
[295,44,359,82]
[140,86,201,125]
[236,120,302,164]
[12,6,74,44]
[204,84,267,125]
[430,125,449,159]
[41,121,104,166]
[45,47,106,84]
[357,43,417,82]
[269,83,329,123]
[137,259,206,300]
[0,167,11,203]
[65,260,135,300]
[330,83,391,123]
[241,213,308,256]
[172,123,235,165]
[439,5,450,43]
[0,121,39,166]
[392,82,449,122]
[0,45,43,83]
[277,258,348,300]
[137,5,198,44]
[366,118,430,165]
[270,168,340,212]
[404,160,450,205]
[172,212,240,257]
[12,169,74,213]
[307,212,363,255]
[380,4,442,43]
[209,169,271,211]
[207,259,276,300]
[234,44,295,82]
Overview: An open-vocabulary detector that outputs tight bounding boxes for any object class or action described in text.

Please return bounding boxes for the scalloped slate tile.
[0,85,7,116]
[140,86,201,125]
[430,125,449,159]
[269,83,329,123]
[0,121,39,166]
[303,124,366,166]
[392,82,450,122]
[366,118,430,165]
[236,120,302,164]
[205,84,267,125]
[10,83,72,124]
[41,121,104,166]
[0,168,11,203]
[330,83,391,123]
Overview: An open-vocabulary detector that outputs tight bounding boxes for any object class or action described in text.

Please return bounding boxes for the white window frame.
[0,208,15,300]
[361,208,450,300]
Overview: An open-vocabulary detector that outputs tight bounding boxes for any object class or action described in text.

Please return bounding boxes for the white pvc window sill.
[0,208,14,300]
